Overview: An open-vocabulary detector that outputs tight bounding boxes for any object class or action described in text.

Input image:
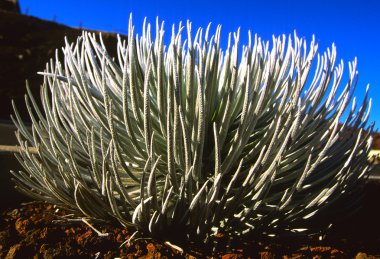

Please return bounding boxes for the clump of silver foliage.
[11,16,373,246]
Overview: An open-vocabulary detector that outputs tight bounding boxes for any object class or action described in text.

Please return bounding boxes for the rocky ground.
[0,202,186,258]
[1,201,380,258]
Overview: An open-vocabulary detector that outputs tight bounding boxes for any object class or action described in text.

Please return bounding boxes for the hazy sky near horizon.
[19,0,380,128]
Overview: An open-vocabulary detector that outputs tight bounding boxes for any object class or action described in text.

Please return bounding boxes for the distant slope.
[0,8,125,121]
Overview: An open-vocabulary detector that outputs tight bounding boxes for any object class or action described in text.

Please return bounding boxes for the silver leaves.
[11,16,373,244]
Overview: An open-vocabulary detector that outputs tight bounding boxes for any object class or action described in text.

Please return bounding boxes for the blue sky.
[19,0,380,128]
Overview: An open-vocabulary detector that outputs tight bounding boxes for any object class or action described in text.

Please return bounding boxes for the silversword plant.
[11,16,373,248]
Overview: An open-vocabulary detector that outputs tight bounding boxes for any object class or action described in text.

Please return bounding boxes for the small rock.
[310,246,331,253]
[355,252,369,259]
[260,251,275,259]
[5,243,21,259]
[331,248,344,258]
[116,233,124,243]
[222,253,239,259]
[15,218,28,235]
[146,242,156,258]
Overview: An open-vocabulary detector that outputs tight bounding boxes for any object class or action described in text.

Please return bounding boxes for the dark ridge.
[0,0,20,13]
[0,7,126,122]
